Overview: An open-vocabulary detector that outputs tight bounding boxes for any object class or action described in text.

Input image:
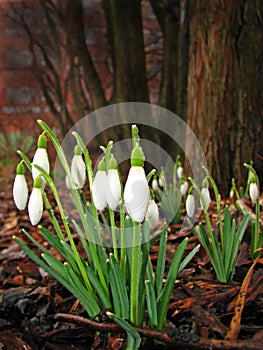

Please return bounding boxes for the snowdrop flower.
[28,177,43,226]
[32,134,50,183]
[71,145,86,189]
[177,165,183,179]
[158,176,164,188]
[152,178,159,192]
[230,189,234,199]
[106,155,122,210]
[186,192,195,217]
[146,199,159,227]
[200,179,211,211]
[180,180,189,196]
[13,163,28,210]
[124,144,150,223]
[249,180,259,204]
[92,158,107,211]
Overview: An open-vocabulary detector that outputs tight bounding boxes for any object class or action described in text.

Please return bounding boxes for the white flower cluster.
[92,144,159,226]
[185,178,211,218]
[13,134,50,226]
[14,135,159,228]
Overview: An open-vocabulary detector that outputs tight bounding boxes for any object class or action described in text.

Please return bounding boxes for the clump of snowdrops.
[152,156,189,224]
[185,166,251,283]
[230,163,263,258]
[13,121,199,349]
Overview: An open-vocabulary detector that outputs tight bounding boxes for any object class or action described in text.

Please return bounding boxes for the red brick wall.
[0,0,162,134]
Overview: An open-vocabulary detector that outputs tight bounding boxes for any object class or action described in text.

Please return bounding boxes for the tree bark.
[64,0,107,111]
[103,0,149,103]
[187,0,263,196]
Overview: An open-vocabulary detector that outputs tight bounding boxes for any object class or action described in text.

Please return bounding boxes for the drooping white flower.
[177,166,183,179]
[146,199,159,227]
[158,176,164,188]
[106,155,122,210]
[230,189,234,199]
[124,144,150,223]
[186,193,195,217]
[71,145,86,189]
[13,163,28,210]
[180,180,189,196]
[92,158,107,211]
[200,187,211,211]
[249,182,259,204]
[28,177,43,226]
[32,134,50,183]
[152,178,158,192]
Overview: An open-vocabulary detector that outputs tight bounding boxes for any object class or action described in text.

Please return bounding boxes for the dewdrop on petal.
[146,199,159,227]
[13,163,28,210]
[32,134,50,183]
[124,144,150,223]
[71,145,86,189]
[92,157,107,211]
[249,180,259,204]
[106,155,122,210]
[186,191,195,217]
[28,177,43,226]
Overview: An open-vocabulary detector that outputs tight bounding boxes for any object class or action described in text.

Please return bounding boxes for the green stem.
[130,221,141,325]
[109,208,118,261]
[120,203,126,277]
[37,120,108,293]
[202,167,224,246]
[34,165,94,294]
[253,198,260,257]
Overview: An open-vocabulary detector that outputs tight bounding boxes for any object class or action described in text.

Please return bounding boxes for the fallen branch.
[52,313,263,349]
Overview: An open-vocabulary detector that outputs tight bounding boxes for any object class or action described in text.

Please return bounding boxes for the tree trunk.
[187,0,263,196]
[103,0,149,103]
[65,0,107,111]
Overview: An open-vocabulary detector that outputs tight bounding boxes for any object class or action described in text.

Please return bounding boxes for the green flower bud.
[74,145,82,156]
[131,144,144,167]
[16,162,25,175]
[108,155,118,170]
[37,134,47,149]
[98,157,106,171]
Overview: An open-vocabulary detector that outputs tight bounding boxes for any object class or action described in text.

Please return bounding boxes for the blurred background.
[0,0,262,196]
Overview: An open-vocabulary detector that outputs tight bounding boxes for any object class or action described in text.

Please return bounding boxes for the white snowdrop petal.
[13,174,28,210]
[92,171,107,211]
[200,187,211,210]
[28,188,43,226]
[249,183,259,203]
[186,194,195,217]
[180,181,189,196]
[152,179,158,192]
[32,148,50,181]
[146,199,159,227]
[177,166,183,179]
[71,155,86,189]
[106,169,122,210]
[124,166,150,222]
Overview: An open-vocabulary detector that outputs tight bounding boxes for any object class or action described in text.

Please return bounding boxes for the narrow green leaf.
[155,225,168,297]
[157,237,188,330]
[106,312,141,350]
[108,254,129,319]
[145,280,157,328]
[179,244,200,272]
[63,262,101,318]
[17,150,32,171]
